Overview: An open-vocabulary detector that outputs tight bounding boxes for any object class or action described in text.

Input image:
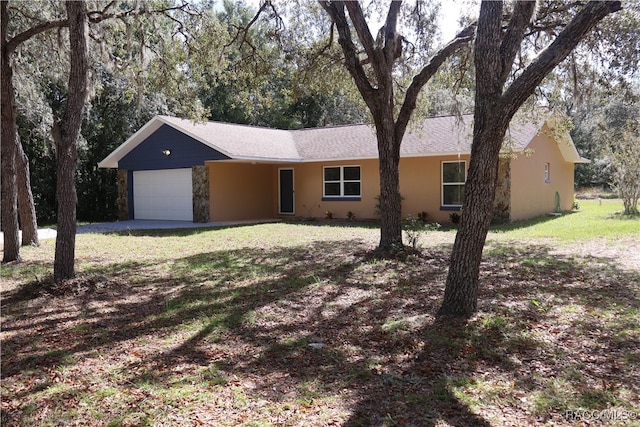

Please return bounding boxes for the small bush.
[347,211,356,220]
[450,212,461,224]
[325,210,334,219]
[572,195,580,211]
[603,120,640,216]
[403,215,441,248]
[417,211,429,222]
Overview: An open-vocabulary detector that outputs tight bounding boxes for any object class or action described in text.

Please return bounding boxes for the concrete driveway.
[2,219,280,242]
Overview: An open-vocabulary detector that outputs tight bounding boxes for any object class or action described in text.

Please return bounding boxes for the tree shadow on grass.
[2,239,638,426]
[338,241,638,425]
[1,240,366,375]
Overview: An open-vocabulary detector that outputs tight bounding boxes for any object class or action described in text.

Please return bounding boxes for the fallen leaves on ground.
[1,226,638,426]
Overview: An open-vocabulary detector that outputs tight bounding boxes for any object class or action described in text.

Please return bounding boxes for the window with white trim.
[544,163,550,183]
[323,166,361,198]
[442,161,466,207]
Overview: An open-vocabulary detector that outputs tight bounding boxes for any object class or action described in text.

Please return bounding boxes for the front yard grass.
[490,198,639,241]
[1,199,638,426]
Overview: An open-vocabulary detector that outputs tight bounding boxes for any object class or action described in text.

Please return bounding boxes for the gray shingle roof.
[99,114,544,168]
[160,116,300,161]
[291,124,378,160]
[291,114,539,160]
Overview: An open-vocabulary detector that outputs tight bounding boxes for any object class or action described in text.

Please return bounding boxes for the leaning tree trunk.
[16,139,39,246]
[1,1,20,263]
[438,118,509,316]
[53,0,88,282]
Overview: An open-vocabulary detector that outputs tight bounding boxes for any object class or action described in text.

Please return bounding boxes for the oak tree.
[318,1,475,251]
[439,0,622,317]
[50,1,88,281]
[1,1,21,262]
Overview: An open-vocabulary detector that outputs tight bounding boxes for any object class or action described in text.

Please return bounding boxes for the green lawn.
[489,199,639,241]
[1,199,638,426]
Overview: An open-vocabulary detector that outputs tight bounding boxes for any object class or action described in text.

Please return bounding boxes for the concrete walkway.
[2,219,281,242]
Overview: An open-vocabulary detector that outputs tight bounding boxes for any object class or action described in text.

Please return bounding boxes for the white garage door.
[133,169,193,221]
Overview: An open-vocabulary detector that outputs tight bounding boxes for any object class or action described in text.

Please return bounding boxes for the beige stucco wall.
[207,156,472,223]
[280,156,467,222]
[510,124,575,221]
[286,159,381,220]
[207,162,275,221]
[207,148,578,225]
[400,155,469,224]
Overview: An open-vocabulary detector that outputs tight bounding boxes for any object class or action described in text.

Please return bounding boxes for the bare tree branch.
[343,1,377,64]
[498,1,537,87]
[319,1,376,107]
[87,3,190,25]
[315,21,335,58]
[224,0,284,50]
[382,0,402,65]
[7,19,68,53]
[395,23,476,142]
[343,0,400,95]
[502,0,622,118]
[6,1,192,54]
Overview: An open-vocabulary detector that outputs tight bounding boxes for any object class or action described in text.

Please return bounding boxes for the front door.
[279,168,294,215]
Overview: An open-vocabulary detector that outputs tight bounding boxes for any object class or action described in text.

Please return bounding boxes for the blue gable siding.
[119,124,229,170]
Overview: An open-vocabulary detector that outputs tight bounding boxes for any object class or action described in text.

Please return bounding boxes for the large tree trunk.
[53,0,88,282]
[16,140,39,246]
[439,116,509,316]
[52,119,78,281]
[376,117,403,251]
[1,0,20,263]
[439,1,508,317]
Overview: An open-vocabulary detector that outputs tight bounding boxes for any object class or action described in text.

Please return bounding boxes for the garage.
[133,169,193,221]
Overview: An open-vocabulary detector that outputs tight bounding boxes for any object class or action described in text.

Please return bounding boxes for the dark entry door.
[279,168,294,214]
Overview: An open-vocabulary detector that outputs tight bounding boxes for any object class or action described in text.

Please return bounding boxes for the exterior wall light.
[162,149,171,156]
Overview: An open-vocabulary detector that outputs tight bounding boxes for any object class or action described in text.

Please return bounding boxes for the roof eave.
[294,151,474,163]
[206,156,302,164]
[543,117,587,164]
